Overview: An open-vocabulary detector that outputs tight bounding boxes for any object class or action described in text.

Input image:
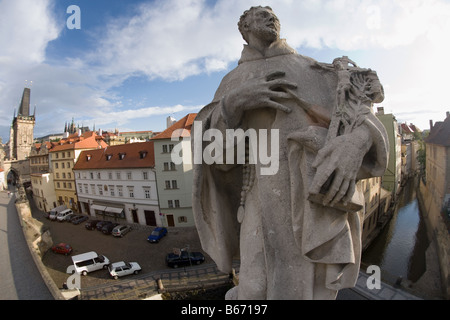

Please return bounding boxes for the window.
[90,184,96,194]
[67,151,71,158]
[62,162,65,169]
[171,180,178,189]
[116,172,121,180]
[97,185,103,195]
[57,182,60,188]
[143,171,148,180]
[63,182,67,188]
[106,154,112,161]
[55,163,58,169]
[97,172,101,179]
[168,200,173,208]
[127,172,132,180]
[68,182,72,189]
[169,144,174,152]
[56,173,60,179]
[62,173,66,179]
[67,162,71,168]
[178,216,187,223]
[165,180,171,189]
[62,152,65,158]
[68,172,71,179]
[174,200,180,208]
[109,185,115,196]
[108,172,113,180]
[117,186,123,197]
[164,162,169,171]
[128,186,134,198]
[90,172,94,179]
[162,145,168,153]
[84,184,88,193]
[144,188,151,199]
[139,151,147,159]
[119,153,126,160]
[55,153,59,159]
[170,162,176,171]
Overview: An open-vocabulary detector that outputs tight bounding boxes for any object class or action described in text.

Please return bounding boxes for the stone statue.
[192,6,388,299]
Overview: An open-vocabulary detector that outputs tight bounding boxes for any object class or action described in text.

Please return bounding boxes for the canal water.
[362,177,430,283]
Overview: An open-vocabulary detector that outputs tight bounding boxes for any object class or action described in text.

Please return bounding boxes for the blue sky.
[1,0,449,142]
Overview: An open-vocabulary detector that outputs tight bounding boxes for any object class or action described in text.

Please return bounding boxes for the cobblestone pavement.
[30,199,211,295]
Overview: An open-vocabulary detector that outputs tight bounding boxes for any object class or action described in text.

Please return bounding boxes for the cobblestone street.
[30,198,213,295]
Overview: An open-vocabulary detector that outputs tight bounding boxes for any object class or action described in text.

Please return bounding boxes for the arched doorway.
[6,168,20,188]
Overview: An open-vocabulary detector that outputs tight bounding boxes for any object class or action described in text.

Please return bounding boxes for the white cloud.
[0,0,60,64]
[2,0,450,140]
[84,104,202,127]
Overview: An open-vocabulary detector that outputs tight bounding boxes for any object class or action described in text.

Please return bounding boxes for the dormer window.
[86,154,92,161]
[106,154,112,161]
[119,153,126,160]
[139,151,147,159]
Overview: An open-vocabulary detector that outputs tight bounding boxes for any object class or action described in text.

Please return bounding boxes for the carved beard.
[252,25,279,44]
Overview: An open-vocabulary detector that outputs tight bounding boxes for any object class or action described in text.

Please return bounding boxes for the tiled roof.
[50,131,108,152]
[152,113,197,140]
[73,141,155,170]
[426,116,450,147]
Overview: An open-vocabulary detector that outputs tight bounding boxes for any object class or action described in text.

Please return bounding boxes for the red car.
[51,243,73,255]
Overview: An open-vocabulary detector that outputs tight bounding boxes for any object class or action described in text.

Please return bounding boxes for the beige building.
[50,131,108,212]
[419,112,450,299]
[152,114,196,227]
[29,141,58,212]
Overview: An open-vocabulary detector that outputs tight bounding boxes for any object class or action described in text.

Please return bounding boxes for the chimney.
[446,111,449,118]
[429,119,433,130]
[377,107,384,115]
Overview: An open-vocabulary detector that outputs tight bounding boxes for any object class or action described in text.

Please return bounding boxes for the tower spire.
[18,87,31,116]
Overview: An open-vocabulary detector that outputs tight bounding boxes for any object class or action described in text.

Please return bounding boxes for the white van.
[56,209,74,222]
[71,251,110,276]
[48,205,67,220]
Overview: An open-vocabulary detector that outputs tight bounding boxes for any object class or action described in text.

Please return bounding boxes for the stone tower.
[10,87,35,160]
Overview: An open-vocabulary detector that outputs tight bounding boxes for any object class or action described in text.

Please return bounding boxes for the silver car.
[108,261,141,279]
[111,225,131,237]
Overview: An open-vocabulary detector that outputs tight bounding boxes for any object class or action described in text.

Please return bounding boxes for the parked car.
[51,243,73,255]
[112,225,131,237]
[102,223,119,235]
[71,251,110,276]
[85,219,101,230]
[47,205,67,220]
[147,227,168,243]
[71,215,89,225]
[96,220,113,231]
[108,261,141,279]
[56,209,74,222]
[165,251,205,268]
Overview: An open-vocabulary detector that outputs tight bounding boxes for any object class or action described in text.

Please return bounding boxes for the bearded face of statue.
[243,7,280,45]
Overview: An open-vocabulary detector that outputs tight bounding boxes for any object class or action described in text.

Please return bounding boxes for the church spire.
[18,87,31,116]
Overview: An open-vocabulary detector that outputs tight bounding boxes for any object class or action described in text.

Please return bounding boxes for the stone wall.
[418,180,450,299]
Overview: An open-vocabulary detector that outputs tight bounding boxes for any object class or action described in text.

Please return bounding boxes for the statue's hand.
[222,71,296,126]
[309,126,372,207]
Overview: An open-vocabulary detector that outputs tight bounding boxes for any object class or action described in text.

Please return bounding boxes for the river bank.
[362,177,444,299]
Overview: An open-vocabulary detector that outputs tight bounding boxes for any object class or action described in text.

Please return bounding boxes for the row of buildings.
[26,113,197,229]
[1,88,447,250]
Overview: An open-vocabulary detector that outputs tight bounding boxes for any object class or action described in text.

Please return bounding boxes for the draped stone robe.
[192,39,388,299]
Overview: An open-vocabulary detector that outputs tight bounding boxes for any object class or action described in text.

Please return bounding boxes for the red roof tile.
[73,141,155,170]
[152,113,197,140]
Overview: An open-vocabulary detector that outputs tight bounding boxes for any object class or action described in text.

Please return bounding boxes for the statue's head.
[238,6,280,44]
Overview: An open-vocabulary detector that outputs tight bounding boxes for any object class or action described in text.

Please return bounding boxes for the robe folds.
[192,39,388,299]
